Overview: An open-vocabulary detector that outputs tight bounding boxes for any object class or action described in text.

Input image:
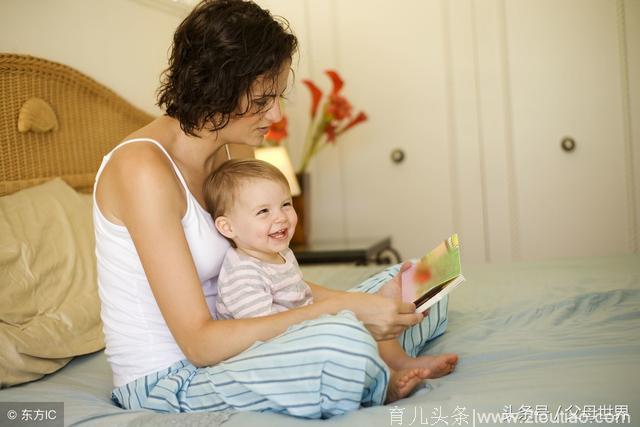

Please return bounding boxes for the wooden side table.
[291,236,402,265]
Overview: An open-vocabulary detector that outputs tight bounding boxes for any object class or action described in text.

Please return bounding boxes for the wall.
[2,0,638,263]
[287,0,640,263]
[1,0,180,114]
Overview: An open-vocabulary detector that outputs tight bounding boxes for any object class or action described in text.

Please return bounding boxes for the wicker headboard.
[0,54,154,196]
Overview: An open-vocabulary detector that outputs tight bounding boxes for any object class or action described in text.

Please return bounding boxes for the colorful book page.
[401,234,461,303]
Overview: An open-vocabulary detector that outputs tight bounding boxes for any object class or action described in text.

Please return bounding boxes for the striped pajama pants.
[112,263,449,419]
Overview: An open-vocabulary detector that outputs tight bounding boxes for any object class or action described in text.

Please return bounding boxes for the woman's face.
[219,62,291,147]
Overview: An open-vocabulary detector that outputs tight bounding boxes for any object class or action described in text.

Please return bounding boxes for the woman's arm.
[306,281,345,302]
[102,146,419,367]
[306,260,412,302]
[195,285,419,366]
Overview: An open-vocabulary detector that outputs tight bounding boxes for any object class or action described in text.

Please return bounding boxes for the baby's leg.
[379,339,458,379]
[349,264,452,355]
[352,264,458,379]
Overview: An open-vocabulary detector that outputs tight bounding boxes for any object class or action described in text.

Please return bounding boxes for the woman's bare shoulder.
[96,139,185,225]
[109,141,172,173]
[107,118,179,178]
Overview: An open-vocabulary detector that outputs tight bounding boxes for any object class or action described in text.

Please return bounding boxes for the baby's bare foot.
[385,368,431,404]
[396,353,458,379]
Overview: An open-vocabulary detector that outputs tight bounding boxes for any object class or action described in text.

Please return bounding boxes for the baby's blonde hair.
[203,158,291,219]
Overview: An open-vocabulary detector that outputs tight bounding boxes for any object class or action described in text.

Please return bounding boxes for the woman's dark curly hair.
[157,0,298,136]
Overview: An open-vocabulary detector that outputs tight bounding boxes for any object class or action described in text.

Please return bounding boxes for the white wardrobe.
[261,0,640,263]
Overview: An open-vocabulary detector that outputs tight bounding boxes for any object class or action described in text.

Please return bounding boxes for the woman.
[93,0,456,418]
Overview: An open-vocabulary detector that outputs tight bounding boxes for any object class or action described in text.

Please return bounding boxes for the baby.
[203,159,457,403]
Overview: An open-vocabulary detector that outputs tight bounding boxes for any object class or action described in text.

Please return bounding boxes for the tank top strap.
[95,138,191,195]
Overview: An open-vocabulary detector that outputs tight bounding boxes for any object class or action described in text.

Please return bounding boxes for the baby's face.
[226,178,297,262]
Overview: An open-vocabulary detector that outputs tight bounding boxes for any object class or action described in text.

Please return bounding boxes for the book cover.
[401,234,465,313]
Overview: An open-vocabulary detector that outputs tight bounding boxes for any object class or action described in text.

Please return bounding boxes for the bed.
[1,54,639,427]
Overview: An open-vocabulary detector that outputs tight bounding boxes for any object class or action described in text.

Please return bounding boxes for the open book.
[401,233,465,313]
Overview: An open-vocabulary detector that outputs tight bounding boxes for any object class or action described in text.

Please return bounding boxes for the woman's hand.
[376,261,430,317]
[377,261,412,300]
[341,291,422,341]
[305,265,427,342]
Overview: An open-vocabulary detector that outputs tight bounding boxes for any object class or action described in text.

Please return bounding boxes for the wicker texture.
[0,54,154,195]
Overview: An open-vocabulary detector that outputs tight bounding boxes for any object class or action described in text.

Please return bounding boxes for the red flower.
[298,69,367,173]
[302,80,323,118]
[326,94,352,121]
[325,123,337,143]
[325,70,344,95]
[265,116,288,143]
[337,111,368,135]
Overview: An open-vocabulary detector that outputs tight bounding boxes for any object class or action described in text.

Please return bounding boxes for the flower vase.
[291,172,310,245]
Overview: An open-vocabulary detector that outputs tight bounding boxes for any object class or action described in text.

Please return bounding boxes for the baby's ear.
[214,216,234,239]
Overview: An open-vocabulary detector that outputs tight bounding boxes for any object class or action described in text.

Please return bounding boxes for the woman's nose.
[265,98,282,123]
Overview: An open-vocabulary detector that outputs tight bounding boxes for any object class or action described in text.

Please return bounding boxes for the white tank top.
[93,138,230,388]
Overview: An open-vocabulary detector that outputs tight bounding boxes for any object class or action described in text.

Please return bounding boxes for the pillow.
[0,178,104,388]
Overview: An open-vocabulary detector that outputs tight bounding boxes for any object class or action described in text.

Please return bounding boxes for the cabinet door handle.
[561,137,576,152]
[391,148,405,164]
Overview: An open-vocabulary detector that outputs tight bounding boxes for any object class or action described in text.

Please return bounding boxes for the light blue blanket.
[1,255,638,426]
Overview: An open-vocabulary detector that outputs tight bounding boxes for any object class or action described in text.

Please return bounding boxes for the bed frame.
[0,53,254,197]
[0,54,154,196]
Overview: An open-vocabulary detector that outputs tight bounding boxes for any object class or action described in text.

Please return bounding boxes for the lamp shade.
[254,146,301,196]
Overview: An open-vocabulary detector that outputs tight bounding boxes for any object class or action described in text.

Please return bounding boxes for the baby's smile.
[269,228,288,240]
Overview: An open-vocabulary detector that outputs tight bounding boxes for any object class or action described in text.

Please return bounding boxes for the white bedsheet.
[1,255,638,426]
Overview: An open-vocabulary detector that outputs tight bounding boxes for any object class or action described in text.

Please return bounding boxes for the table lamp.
[254,146,301,196]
